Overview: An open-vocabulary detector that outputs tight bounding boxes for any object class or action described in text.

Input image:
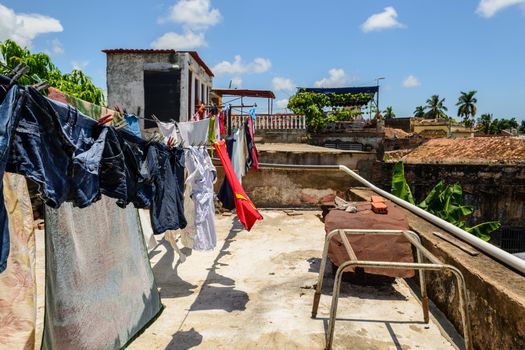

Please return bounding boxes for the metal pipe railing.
[339,165,525,275]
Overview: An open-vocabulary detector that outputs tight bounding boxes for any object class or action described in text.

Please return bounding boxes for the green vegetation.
[287,91,373,131]
[413,105,425,118]
[456,90,477,128]
[0,39,104,105]
[391,162,500,241]
[476,113,518,134]
[424,95,448,119]
[383,106,395,119]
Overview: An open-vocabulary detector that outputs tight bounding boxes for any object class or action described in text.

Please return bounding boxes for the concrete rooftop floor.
[33,210,459,349]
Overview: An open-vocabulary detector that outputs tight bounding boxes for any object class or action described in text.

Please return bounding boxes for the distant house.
[411,118,474,139]
[103,49,214,129]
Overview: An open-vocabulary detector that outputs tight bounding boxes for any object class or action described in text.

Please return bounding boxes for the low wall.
[214,145,376,208]
[255,130,307,144]
[351,188,525,350]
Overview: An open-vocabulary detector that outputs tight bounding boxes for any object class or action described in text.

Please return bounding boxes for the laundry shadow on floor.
[189,216,249,312]
[152,238,198,299]
[165,328,203,350]
[307,257,321,273]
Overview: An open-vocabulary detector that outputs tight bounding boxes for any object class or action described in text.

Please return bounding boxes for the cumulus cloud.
[151,30,207,49]
[230,76,242,88]
[0,3,63,47]
[361,6,405,33]
[402,75,420,88]
[71,60,89,71]
[476,0,525,17]
[161,0,221,29]
[272,77,294,91]
[314,68,348,88]
[276,98,289,110]
[213,55,272,75]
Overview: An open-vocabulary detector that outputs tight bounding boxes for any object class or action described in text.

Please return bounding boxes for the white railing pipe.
[339,165,525,275]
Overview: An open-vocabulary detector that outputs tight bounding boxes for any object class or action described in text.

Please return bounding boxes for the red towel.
[213,140,263,231]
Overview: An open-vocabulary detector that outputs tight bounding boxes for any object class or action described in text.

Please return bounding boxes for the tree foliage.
[413,105,425,118]
[476,113,519,134]
[391,162,500,241]
[287,91,373,131]
[383,106,395,119]
[456,90,477,128]
[424,95,448,119]
[0,39,105,105]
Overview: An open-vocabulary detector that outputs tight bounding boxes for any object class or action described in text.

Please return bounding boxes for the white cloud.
[314,68,348,88]
[402,75,420,88]
[50,38,63,55]
[0,4,63,47]
[272,77,294,91]
[71,60,89,71]
[161,0,221,29]
[230,76,242,88]
[476,0,525,17]
[361,6,405,33]
[276,98,289,110]
[151,31,207,49]
[212,55,272,75]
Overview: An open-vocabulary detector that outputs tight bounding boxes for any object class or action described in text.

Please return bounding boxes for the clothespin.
[33,81,49,92]
[96,114,113,126]
[167,136,175,148]
[7,63,29,88]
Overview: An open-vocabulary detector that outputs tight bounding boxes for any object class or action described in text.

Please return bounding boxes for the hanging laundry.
[47,86,124,125]
[155,119,179,145]
[248,107,257,121]
[208,114,217,144]
[217,137,236,211]
[177,118,209,146]
[218,110,226,135]
[231,129,243,183]
[245,118,259,171]
[141,143,187,234]
[43,196,162,350]
[0,85,25,272]
[214,140,263,231]
[185,147,217,250]
[138,209,158,251]
[124,113,142,137]
[0,173,36,349]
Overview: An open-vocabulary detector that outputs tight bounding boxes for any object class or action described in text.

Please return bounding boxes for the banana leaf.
[391,162,414,204]
[466,221,501,241]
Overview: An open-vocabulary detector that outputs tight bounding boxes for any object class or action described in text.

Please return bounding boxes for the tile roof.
[402,137,525,165]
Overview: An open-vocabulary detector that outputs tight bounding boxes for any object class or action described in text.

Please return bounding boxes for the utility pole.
[375,77,385,116]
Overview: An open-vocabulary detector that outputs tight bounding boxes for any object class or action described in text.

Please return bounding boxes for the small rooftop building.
[102,49,213,129]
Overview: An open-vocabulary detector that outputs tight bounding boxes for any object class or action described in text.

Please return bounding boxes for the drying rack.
[311,229,472,350]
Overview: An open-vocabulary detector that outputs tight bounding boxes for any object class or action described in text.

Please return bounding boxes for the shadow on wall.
[189,217,250,312]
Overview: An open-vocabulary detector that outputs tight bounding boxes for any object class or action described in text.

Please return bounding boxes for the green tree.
[413,105,425,118]
[424,95,448,119]
[383,106,395,119]
[519,120,525,134]
[0,39,104,105]
[391,162,500,241]
[477,113,492,134]
[456,90,477,128]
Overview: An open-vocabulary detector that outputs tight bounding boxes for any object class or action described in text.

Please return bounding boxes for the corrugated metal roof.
[298,86,379,94]
[101,49,214,77]
[402,137,525,165]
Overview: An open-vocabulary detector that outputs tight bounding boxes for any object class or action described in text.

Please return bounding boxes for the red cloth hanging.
[213,140,263,231]
[218,111,226,135]
[247,118,259,170]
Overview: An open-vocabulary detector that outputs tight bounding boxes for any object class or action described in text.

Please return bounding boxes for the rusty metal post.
[312,230,340,318]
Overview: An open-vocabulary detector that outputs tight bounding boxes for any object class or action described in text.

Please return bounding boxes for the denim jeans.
[142,143,186,234]
[99,127,127,201]
[0,85,25,272]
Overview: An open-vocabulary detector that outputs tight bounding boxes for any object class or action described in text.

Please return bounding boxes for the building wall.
[106,52,212,128]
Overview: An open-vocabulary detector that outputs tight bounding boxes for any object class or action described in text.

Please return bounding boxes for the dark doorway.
[144,70,181,129]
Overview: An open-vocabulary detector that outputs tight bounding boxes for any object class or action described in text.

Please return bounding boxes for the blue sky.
[1,0,525,119]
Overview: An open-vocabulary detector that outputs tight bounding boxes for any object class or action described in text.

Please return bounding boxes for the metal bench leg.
[407,231,429,323]
[312,230,339,318]
[325,261,353,350]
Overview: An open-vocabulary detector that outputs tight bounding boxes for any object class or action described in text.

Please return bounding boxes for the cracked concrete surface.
[128,210,457,350]
[33,211,458,349]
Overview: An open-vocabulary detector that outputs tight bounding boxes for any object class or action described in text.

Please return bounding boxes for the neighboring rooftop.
[401,137,525,165]
[101,49,214,77]
[212,88,275,99]
[384,127,411,139]
[298,86,379,95]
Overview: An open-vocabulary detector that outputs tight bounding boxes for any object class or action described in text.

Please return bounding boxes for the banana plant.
[391,162,500,241]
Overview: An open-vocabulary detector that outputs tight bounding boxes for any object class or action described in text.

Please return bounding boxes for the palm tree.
[383,106,395,119]
[456,91,477,128]
[424,95,448,119]
[477,113,492,134]
[413,106,425,118]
